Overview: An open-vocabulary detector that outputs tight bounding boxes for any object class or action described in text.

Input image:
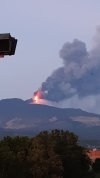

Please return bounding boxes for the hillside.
[0,98,100,139]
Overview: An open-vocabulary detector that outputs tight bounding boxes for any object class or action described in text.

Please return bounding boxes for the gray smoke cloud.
[41,27,100,107]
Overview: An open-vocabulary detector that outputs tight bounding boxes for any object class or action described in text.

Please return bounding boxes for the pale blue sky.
[0,0,100,100]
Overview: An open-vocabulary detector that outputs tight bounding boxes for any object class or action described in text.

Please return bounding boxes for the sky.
[0,0,100,113]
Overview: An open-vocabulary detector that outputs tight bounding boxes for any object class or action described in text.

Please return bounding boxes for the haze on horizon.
[0,0,100,114]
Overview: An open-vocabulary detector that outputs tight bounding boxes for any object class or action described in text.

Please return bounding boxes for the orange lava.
[32,90,42,104]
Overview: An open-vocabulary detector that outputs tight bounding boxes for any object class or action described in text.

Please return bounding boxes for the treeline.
[0,129,94,178]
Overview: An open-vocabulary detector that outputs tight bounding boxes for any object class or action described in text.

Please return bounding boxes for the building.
[87,149,100,162]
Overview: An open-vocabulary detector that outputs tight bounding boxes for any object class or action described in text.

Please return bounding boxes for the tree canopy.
[0,130,92,178]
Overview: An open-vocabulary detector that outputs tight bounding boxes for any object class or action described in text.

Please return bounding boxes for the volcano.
[0,98,100,140]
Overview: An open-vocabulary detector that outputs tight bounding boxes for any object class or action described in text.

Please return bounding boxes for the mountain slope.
[0,98,100,139]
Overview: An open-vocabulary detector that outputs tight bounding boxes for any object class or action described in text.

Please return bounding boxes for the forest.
[0,129,99,178]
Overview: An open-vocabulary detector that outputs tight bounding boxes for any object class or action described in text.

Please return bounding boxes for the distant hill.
[0,98,100,139]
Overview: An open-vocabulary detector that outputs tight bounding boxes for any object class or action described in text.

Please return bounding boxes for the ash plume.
[39,27,100,111]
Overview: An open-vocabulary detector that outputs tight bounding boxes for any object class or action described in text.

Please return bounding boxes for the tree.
[0,130,92,178]
[33,129,92,178]
[93,158,100,173]
[29,131,63,178]
[0,136,32,178]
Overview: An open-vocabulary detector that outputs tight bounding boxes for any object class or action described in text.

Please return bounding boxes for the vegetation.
[92,158,100,178]
[0,129,93,178]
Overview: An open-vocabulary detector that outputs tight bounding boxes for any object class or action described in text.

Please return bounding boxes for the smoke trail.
[40,27,100,104]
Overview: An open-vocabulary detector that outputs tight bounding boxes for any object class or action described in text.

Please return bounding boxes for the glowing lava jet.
[32,90,42,104]
[32,89,55,106]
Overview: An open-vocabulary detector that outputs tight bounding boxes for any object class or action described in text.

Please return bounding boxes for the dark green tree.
[34,129,92,178]
[0,136,32,178]
[29,131,63,178]
[93,158,100,173]
[0,130,92,178]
